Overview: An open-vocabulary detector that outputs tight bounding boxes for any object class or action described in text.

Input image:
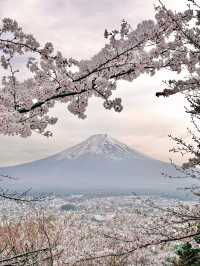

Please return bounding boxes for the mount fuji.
[0,134,195,196]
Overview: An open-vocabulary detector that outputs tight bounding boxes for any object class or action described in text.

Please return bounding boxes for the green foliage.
[194,225,200,244]
[166,224,200,266]
[60,203,77,211]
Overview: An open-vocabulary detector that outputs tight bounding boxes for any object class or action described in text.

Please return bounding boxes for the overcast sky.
[0,0,190,166]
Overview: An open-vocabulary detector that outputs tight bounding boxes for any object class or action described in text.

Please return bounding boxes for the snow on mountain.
[53,134,146,161]
[0,134,196,197]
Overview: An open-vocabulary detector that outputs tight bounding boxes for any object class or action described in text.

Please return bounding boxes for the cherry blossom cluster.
[0,2,198,137]
[1,195,184,265]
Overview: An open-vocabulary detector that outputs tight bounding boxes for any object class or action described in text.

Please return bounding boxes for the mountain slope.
[0,134,195,195]
[50,134,147,160]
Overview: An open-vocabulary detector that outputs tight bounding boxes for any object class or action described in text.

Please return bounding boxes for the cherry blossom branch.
[64,231,200,265]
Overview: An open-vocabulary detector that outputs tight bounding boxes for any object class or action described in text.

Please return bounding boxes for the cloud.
[0,0,187,58]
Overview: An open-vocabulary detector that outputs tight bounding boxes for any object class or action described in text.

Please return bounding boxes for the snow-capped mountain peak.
[1,134,192,196]
[54,134,145,160]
